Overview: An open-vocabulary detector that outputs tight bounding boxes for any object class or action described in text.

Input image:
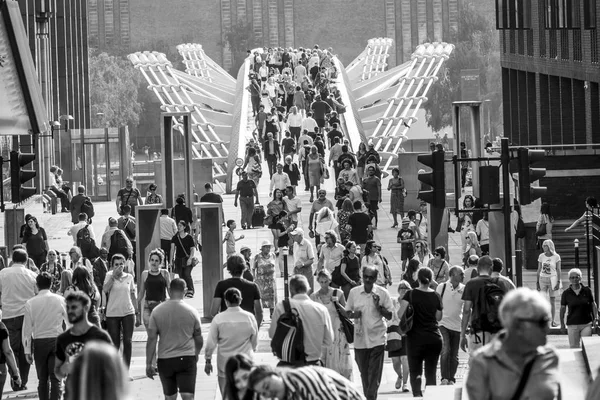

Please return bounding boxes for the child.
[223,220,245,259]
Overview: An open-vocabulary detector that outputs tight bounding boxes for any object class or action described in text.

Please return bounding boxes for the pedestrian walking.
[536,239,562,326]
[171,195,194,227]
[397,267,443,397]
[389,281,411,393]
[21,216,48,268]
[69,186,92,224]
[145,183,163,205]
[116,177,142,216]
[64,267,101,327]
[103,254,138,369]
[0,248,37,390]
[289,228,315,293]
[345,266,393,400]
[158,209,177,270]
[388,168,405,227]
[54,291,112,382]
[138,249,171,329]
[436,266,465,385]
[348,201,373,256]
[234,171,260,230]
[146,278,204,400]
[0,318,21,397]
[101,217,133,262]
[254,241,278,317]
[269,275,333,366]
[204,287,258,394]
[560,268,598,348]
[170,221,197,298]
[22,272,68,400]
[39,250,63,294]
[465,288,560,400]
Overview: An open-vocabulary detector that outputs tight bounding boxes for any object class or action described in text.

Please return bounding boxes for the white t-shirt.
[283,196,303,225]
[436,282,465,332]
[538,253,561,277]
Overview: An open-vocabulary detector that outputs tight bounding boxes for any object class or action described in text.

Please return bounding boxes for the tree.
[222,19,258,75]
[89,50,143,128]
[423,4,502,135]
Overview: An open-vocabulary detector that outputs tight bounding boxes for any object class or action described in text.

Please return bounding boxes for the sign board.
[460,69,481,101]
[0,0,48,135]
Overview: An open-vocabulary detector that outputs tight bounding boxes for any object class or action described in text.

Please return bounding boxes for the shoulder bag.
[177,235,199,267]
[536,215,547,237]
[333,289,354,344]
[399,290,414,334]
[510,356,537,400]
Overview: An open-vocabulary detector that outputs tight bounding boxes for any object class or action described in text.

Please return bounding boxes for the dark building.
[498,0,600,217]
[17,0,91,181]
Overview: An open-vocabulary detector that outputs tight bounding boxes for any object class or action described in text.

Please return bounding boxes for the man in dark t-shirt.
[200,183,225,224]
[347,201,372,255]
[54,291,112,381]
[210,255,263,327]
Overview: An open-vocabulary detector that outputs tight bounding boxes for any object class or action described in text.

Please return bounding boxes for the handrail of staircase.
[225,56,252,193]
[333,57,367,154]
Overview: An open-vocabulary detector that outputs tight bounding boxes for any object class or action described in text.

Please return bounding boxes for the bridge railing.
[226,56,252,193]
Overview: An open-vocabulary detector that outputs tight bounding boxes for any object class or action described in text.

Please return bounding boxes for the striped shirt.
[281,366,365,400]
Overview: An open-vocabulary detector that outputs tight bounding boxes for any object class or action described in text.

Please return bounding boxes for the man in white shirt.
[22,272,68,400]
[283,186,303,227]
[0,248,38,390]
[269,164,291,196]
[301,112,318,134]
[159,209,178,270]
[317,230,344,275]
[345,266,393,400]
[269,275,333,366]
[290,228,315,293]
[436,266,465,385]
[67,213,95,246]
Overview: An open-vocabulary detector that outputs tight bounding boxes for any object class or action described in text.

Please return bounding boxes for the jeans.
[354,345,385,400]
[106,314,135,368]
[33,338,62,400]
[266,154,278,178]
[439,326,461,382]
[567,322,593,348]
[406,334,443,396]
[239,196,254,228]
[174,258,195,295]
[3,315,30,385]
[0,363,6,397]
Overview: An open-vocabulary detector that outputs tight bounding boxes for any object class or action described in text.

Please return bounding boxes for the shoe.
[242,224,247,230]
[448,227,455,233]
[392,223,398,228]
[372,226,377,230]
[309,197,314,202]
[402,385,410,393]
[448,380,455,385]
[551,321,558,327]
[441,379,449,385]
[395,377,402,390]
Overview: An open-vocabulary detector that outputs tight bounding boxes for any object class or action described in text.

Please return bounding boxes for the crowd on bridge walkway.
[1,48,600,399]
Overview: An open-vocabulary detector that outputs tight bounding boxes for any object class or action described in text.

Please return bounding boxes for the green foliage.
[221,19,257,74]
[423,4,502,135]
[89,50,143,128]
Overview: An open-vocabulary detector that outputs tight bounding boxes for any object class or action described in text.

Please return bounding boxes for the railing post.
[515,249,522,287]
[574,239,579,269]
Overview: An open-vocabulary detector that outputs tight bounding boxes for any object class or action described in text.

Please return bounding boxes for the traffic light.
[517,148,546,205]
[10,150,37,203]
[417,150,446,207]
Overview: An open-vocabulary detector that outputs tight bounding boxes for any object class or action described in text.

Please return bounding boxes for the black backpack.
[471,278,505,334]
[271,299,306,365]
[81,197,95,218]
[76,225,100,259]
[110,229,130,259]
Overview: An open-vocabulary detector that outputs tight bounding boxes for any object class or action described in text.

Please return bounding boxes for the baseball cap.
[260,240,272,248]
[290,227,304,236]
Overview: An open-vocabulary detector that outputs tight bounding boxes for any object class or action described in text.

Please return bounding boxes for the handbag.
[333,290,354,343]
[536,221,547,237]
[399,291,414,334]
[385,325,403,352]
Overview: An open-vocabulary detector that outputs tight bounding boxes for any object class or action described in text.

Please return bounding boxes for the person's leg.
[0,363,6,398]
[33,339,49,400]
[354,348,370,398]
[157,358,179,400]
[176,356,197,400]
[365,345,385,400]
[47,339,62,400]
[122,314,135,368]
[448,329,461,383]
[401,355,409,387]
[4,316,30,387]
[391,356,403,388]
[567,325,580,348]
[105,317,122,351]
[439,326,450,382]
[424,338,443,386]
[407,340,424,396]
[549,296,556,324]
[182,265,195,295]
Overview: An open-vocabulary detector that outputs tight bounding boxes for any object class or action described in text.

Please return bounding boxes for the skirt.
[390,190,404,214]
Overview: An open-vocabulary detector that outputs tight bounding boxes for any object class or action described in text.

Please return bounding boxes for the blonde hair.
[466,231,480,249]
[67,341,129,400]
[542,239,556,255]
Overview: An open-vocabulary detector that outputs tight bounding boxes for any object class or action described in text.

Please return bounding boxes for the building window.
[546,0,581,29]
[584,0,597,28]
[497,0,532,29]
[573,30,583,61]
[549,30,558,58]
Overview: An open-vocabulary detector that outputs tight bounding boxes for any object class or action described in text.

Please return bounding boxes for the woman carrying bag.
[536,202,554,248]
[170,220,198,299]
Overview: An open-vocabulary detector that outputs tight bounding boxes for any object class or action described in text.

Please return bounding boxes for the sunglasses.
[569,276,581,280]
[363,274,377,280]
[518,316,550,329]
[415,245,422,248]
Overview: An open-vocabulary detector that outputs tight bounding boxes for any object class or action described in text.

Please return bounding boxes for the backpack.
[81,197,95,218]
[110,229,130,259]
[270,299,306,365]
[516,216,526,239]
[77,225,100,259]
[471,278,505,334]
[362,188,370,203]
[399,290,414,334]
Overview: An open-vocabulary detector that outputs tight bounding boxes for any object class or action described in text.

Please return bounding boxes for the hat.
[240,246,251,253]
[260,240,272,248]
[290,227,304,236]
[149,183,157,190]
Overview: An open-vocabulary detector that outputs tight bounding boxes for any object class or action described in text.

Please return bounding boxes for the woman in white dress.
[310,270,352,379]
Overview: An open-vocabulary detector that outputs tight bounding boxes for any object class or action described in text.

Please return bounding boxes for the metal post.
[586,214,592,288]
[574,239,580,269]
[515,250,522,284]
[282,246,290,299]
[501,138,514,281]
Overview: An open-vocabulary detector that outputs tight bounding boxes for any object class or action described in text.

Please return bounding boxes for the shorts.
[157,356,197,396]
[539,275,559,297]
[142,300,163,327]
[315,118,326,128]
[401,247,414,261]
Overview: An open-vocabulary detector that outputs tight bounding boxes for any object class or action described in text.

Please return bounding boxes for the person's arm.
[22,303,33,359]
[565,212,587,232]
[340,262,356,286]
[115,196,121,214]
[460,300,473,352]
[204,319,218,361]
[138,271,148,310]
[253,187,260,205]
[210,298,221,318]
[193,317,204,357]
[536,261,542,291]
[377,291,393,320]
[464,356,491,400]
[377,179,382,202]
[560,305,567,332]
[54,352,70,380]
[309,209,315,233]
[250,315,259,351]
[145,324,159,378]
[103,272,115,294]
[234,187,239,207]
[129,277,138,315]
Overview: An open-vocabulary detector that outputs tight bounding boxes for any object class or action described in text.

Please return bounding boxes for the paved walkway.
[0,159,572,399]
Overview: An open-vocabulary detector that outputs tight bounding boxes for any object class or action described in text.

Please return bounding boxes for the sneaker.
[441,379,449,385]
[402,384,409,393]
[448,380,455,385]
